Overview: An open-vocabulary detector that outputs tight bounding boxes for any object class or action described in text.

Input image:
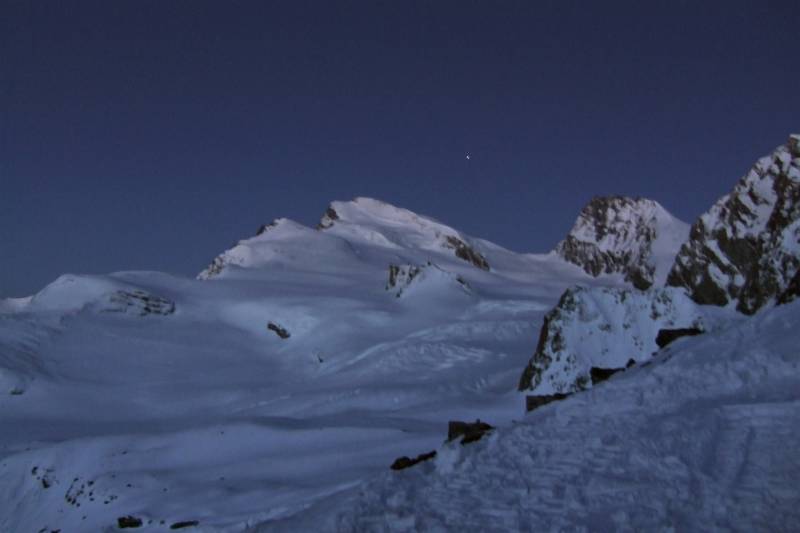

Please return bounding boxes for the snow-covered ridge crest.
[199,197,492,279]
[667,135,800,314]
[319,197,491,270]
[555,196,689,289]
[517,285,703,393]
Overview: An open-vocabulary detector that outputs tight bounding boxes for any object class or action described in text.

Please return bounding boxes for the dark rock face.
[525,393,570,412]
[390,450,437,471]
[655,327,703,349]
[386,264,423,296]
[447,420,494,444]
[777,269,800,305]
[117,515,143,528]
[317,207,340,229]
[555,196,683,290]
[589,366,625,385]
[267,322,290,339]
[106,290,175,316]
[667,136,800,314]
[443,236,490,271]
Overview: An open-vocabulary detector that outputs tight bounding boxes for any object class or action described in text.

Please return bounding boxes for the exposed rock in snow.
[267,321,291,339]
[517,286,704,393]
[103,290,175,316]
[667,135,800,314]
[317,207,340,229]
[777,268,800,305]
[386,263,470,297]
[555,196,689,289]
[442,236,490,271]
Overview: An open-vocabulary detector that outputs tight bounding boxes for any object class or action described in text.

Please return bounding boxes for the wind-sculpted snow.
[668,135,800,314]
[266,301,800,532]
[555,196,689,289]
[517,285,704,393]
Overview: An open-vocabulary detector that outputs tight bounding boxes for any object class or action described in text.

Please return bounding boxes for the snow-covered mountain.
[555,196,689,289]
[199,197,492,280]
[1,135,799,532]
[668,135,800,314]
[0,197,597,533]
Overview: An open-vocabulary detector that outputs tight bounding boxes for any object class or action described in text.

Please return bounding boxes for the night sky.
[2,1,798,297]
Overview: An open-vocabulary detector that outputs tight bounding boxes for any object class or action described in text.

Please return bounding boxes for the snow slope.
[269,299,800,532]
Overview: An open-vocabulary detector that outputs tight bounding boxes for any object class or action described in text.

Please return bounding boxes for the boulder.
[267,322,290,339]
[447,420,494,444]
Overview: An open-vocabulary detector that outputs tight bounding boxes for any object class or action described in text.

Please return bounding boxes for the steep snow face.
[668,135,800,314]
[271,300,800,533]
[517,286,704,393]
[318,197,491,271]
[555,196,689,289]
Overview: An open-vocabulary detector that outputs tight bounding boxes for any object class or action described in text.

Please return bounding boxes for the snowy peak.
[198,198,492,279]
[555,196,689,289]
[667,135,800,314]
[319,197,491,270]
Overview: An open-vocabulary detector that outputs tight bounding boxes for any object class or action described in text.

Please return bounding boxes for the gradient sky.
[2,1,798,297]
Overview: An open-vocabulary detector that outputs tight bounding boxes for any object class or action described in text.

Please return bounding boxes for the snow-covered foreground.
[270,300,800,532]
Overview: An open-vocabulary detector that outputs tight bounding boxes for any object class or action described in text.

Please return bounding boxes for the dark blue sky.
[2,1,798,297]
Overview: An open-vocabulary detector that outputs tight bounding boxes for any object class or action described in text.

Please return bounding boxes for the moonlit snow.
[1,196,798,532]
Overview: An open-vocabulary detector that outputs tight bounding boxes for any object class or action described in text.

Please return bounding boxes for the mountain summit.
[555,196,689,289]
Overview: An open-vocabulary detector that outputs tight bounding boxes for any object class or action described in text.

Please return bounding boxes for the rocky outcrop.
[525,393,570,412]
[105,290,175,316]
[267,322,290,339]
[390,451,437,471]
[317,207,340,229]
[655,327,703,349]
[447,420,494,444]
[777,269,800,305]
[667,135,800,314]
[518,286,703,393]
[555,196,689,290]
[385,262,470,297]
[443,236,490,271]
